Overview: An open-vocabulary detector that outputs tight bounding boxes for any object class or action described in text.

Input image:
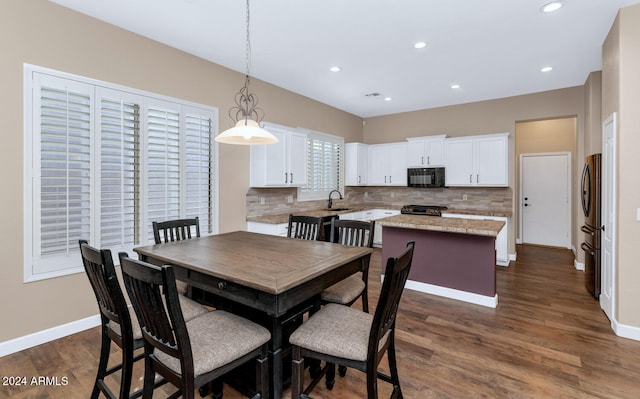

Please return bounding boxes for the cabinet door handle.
[421,156,424,165]
[358,175,361,184]
[290,173,293,183]
[389,176,392,184]
[285,173,288,184]
[427,156,430,165]
[477,174,479,183]
[385,176,387,183]
[469,174,472,183]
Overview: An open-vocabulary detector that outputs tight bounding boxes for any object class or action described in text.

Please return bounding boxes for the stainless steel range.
[400,204,448,216]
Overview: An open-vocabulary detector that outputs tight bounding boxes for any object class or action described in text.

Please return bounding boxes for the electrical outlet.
[463,194,468,201]
[364,192,369,198]
[260,197,265,205]
[287,195,293,203]
[390,192,395,198]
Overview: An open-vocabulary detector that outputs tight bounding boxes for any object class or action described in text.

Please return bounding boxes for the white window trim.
[23,64,219,282]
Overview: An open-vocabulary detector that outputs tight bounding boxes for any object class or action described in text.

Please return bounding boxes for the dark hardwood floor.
[2,245,640,398]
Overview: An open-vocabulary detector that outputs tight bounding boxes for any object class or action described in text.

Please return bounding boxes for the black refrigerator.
[581,153,602,299]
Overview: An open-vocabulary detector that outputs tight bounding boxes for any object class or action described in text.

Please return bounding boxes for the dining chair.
[118,253,271,399]
[289,241,415,399]
[152,217,201,244]
[152,217,200,296]
[322,219,375,312]
[79,240,148,399]
[287,215,323,240]
[80,241,210,399]
[320,219,375,380]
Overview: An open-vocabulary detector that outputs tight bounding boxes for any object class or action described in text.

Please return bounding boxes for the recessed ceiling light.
[451,84,461,89]
[541,1,564,13]
[384,97,392,101]
[329,66,341,72]
[541,66,553,72]
[414,41,427,49]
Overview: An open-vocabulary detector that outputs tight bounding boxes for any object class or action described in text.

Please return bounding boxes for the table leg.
[270,318,284,399]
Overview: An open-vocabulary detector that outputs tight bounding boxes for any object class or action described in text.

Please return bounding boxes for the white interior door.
[520,153,571,248]
[601,114,616,321]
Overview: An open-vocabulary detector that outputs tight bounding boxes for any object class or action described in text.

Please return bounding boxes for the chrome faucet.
[327,190,343,209]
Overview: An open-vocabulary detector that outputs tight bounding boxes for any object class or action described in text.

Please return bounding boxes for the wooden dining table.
[133,230,372,399]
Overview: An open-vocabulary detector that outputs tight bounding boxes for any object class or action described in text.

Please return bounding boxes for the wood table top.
[133,231,372,295]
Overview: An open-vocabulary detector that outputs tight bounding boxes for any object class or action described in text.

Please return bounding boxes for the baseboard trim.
[612,318,640,341]
[404,279,498,308]
[574,259,585,271]
[0,314,100,358]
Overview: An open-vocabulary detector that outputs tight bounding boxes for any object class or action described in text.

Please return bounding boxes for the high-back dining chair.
[287,215,323,240]
[118,253,271,399]
[289,241,416,399]
[322,219,375,312]
[79,240,145,399]
[153,217,200,244]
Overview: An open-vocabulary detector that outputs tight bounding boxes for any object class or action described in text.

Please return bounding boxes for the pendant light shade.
[215,118,278,145]
[215,0,278,145]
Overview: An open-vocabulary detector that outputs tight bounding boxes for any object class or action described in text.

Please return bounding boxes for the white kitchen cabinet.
[441,213,509,266]
[250,123,307,187]
[247,221,289,237]
[368,143,408,186]
[444,133,509,187]
[345,143,369,186]
[406,135,447,167]
[371,209,401,247]
[339,211,364,221]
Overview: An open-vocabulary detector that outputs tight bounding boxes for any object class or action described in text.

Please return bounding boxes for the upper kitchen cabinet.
[345,142,369,186]
[444,133,509,187]
[250,123,307,187]
[406,135,447,167]
[368,142,408,186]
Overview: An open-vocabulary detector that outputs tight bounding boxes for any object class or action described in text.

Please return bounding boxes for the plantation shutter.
[35,76,92,274]
[184,108,213,234]
[146,102,181,242]
[303,131,344,197]
[98,90,141,249]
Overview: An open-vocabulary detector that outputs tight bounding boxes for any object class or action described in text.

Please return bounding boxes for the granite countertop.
[246,206,510,225]
[376,214,505,237]
[246,207,373,224]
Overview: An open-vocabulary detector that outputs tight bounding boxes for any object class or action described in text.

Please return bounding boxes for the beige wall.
[0,0,361,342]
[602,4,640,327]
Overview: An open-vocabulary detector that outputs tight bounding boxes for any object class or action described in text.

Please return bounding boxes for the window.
[299,130,344,201]
[24,65,218,282]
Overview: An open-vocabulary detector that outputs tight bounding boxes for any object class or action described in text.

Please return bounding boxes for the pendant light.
[215,0,278,145]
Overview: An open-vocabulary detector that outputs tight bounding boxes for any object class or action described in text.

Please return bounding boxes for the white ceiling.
[50,0,639,118]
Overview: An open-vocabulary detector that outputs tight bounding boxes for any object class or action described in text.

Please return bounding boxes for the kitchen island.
[377,214,505,308]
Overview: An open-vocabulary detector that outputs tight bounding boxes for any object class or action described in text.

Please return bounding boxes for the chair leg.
[210,379,223,399]
[119,340,135,399]
[325,363,335,390]
[387,336,403,399]
[142,354,156,399]
[338,365,347,377]
[255,345,269,399]
[291,346,304,399]
[92,327,111,399]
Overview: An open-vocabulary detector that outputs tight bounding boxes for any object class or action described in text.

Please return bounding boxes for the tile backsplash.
[246,186,512,218]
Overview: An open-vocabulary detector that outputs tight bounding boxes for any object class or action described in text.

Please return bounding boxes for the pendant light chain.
[245,0,251,79]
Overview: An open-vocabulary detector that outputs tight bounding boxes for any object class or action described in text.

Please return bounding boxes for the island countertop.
[376,214,505,237]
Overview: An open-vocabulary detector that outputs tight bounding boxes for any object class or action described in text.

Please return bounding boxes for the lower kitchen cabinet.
[441,213,509,266]
[340,209,400,247]
[247,221,288,237]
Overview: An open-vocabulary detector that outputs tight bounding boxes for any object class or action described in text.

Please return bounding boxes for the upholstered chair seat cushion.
[155,310,271,377]
[290,303,388,362]
[320,275,365,305]
[110,295,208,340]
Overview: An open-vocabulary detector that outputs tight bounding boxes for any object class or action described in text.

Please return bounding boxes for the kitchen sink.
[324,207,351,212]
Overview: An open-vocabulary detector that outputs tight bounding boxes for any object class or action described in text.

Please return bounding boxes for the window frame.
[23,64,219,282]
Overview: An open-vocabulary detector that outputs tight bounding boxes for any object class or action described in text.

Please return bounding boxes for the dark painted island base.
[382,226,498,307]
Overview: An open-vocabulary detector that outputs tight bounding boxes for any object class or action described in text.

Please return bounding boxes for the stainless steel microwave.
[407,167,445,188]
